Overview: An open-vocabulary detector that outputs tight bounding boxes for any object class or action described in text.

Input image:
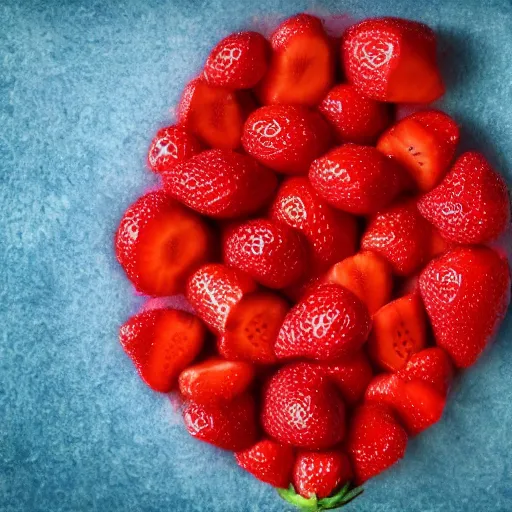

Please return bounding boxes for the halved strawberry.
[367,293,428,372]
[258,14,334,106]
[325,251,393,315]
[119,308,205,392]
[377,110,459,192]
[115,191,212,296]
[342,17,445,103]
[219,291,289,364]
[177,78,250,149]
[186,264,257,333]
[178,358,255,404]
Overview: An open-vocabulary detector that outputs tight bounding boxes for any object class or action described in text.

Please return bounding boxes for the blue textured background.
[1,0,511,511]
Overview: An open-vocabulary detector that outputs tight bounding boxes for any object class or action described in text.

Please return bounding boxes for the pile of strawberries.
[115,13,511,510]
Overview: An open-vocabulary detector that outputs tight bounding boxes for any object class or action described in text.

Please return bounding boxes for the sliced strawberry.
[235,439,295,488]
[177,78,249,149]
[147,125,203,174]
[342,17,444,103]
[115,191,212,296]
[186,264,257,333]
[219,291,289,364]
[325,251,393,315]
[182,393,257,451]
[119,308,205,392]
[258,14,334,106]
[162,149,277,219]
[203,31,270,89]
[377,110,459,192]
[368,293,428,372]
[242,105,332,175]
[178,357,255,404]
[319,83,392,144]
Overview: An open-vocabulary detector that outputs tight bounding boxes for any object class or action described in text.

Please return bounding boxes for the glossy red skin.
[183,393,257,451]
[242,105,332,175]
[313,351,374,405]
[235,439,295,488]
[309,144,404,215]
[147,125,203,174]
[342,17,444,103]
[186,264,257,333]
[418,152,510,244]
[271,14,326,50]
[275,283,372,361]
[203,31,270,89]
[271,177,357,273]
[162,149,277,219]
[119,308,205,393]
[178,358,255,404]
[319,84,392,144]
[262,363,346,450]
[223,218,308,289]
[361,199,435,276]
[419,246,511,368]
[293,451,352,499]
[347,403,408,484]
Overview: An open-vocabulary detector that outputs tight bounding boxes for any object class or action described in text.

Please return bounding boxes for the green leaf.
[338,485,364,505]
[277,485,319,511]
[316,483,350,509]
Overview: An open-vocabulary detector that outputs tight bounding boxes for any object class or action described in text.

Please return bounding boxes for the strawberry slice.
[377,110,460,192]
[258,14,334,106]
[177,78,250,149]
[186,263,257,334]
[325,251,393,315]
[119,308,205,392]
[219,292,289,364]
[342,17,445,103]
[115,191,212,296]
[367,293,428,372]
[178,358,255,404]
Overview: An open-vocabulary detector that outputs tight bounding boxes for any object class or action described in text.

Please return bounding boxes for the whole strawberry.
[419,246,510,368]
[418,152,510,244]
[275,283,372,361]
[262,363,346,450]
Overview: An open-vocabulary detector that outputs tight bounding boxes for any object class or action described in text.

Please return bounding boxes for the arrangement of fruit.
[115,12,511,510]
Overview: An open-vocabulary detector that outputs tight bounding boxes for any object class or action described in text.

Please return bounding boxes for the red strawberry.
[319,83,392,144]
[115,191,212,296]
[177,78,251,149]
[147,125,203,174]
[293,450,352,499]
[258,14,335,106]
[309,144,404,215]
[419,246,511,368]
[347,403,408,484]
[235,439,295,488]
[223,218,308,289]
[182,393,257,451]
[178,358,255,404]
[368,293,428,372]
[270,177,357,273]
[162,149,277,219]
[275,283,372,361]
[342,17,444,103]
[203,31,269,89]
[119,308,205,392]
[219,291,289,364]
[186,263,257,333]
[242,105,332,175]
[282,274,323,303]
[326,251,393,315]
[314,351,374,405]
[377,110,459,192]
[418,152,510,244]
[262,363,346,449]
[361,199,437,276]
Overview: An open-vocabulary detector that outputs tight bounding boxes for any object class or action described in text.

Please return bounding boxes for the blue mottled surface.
[1,0,511,510]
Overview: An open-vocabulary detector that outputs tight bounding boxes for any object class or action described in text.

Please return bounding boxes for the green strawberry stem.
[277,482,364,511]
